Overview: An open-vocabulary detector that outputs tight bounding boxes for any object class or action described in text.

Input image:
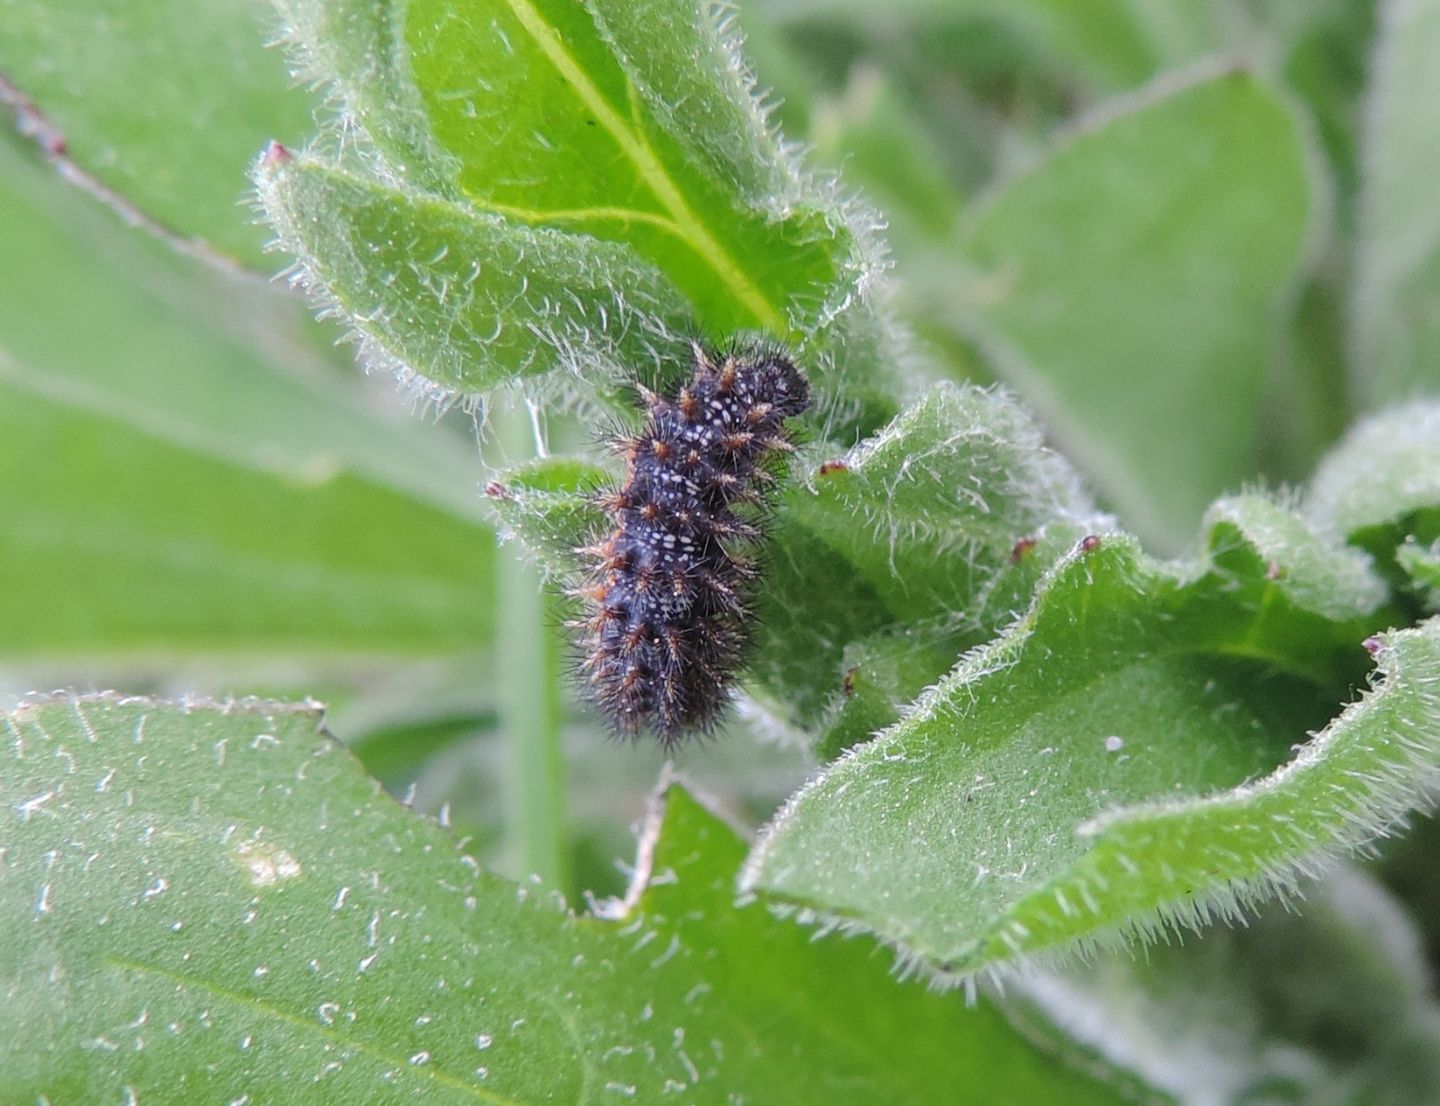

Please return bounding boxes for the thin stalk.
[494,401,569,890]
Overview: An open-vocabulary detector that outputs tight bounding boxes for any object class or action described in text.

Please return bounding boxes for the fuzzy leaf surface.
[1398,540,1440,611]
[0,695,1139,1104]
[0,0,315,267]
[753,382,1108,737]
[960,73,1311,545]
[255,155,695,396]
[1306,401,1440,609]
[1012,866,1440,1105]
[261,0,892,409]
[1306,401,1440,545]
[1352,0,1440,403]
[741,515,1428,976]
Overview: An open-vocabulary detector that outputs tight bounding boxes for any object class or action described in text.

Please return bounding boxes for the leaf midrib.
[104,954,525,1106]
[497,0,785,333]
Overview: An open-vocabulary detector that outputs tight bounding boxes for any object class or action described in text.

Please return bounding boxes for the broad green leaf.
[0,0,315,268]
[320,656,815,905]
[777,382,1102,627]
[0,694,1140,1104]
[742,517,1417,976]
[0,386,493,658]
[1118,1,1228,68]
[1013,866,1440,1105]
[1351,0,1440,404]
[486,382,1109,742]
[260,0,899,414]
[0,135,487,525]
[367,0,840,329]
[958,73,1312,546]
[255,153,695,397]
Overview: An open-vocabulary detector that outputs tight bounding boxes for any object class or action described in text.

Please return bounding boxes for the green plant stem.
[494,402,569,890]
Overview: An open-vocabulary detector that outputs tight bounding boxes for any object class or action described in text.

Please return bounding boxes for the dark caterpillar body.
[573,341,811,748]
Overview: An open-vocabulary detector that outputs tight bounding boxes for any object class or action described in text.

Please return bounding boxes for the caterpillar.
[572,340,811,748]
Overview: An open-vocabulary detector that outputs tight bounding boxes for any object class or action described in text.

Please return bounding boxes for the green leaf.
[1307,401,1440,539]
[0,386,493,658]
[255,154,695,397]
[1305,401,1440,603]
[0,694,1141,1103]
[1012,866,1440,1104]
[484,457,609,570]
[0,0,316,268]
[259,0,901,415]
[1397,539,1440,611]
[779,382,1101,626]
[751,381,1108,737]
[0,135,487,525]
[741,514,1420,977]
[1352,0,1440,404]
[958,72,1313,546]
[1280,0,1377,200]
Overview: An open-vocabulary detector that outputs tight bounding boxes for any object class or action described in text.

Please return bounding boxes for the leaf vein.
[102,954,527,1106]
[497,0,784,331]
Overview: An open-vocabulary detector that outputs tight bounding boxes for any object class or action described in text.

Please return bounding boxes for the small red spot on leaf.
[1010,537,1037,564]
[1080,535,1102,553]
[818,460,848,476]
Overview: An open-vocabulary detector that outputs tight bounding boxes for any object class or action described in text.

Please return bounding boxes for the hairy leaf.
[255,153,694,398]
[1307,401,1440,541]
[260,0,898,413]
[1398,539,1440,611]
[741,515,1424,977]
[752,382,1108,737]
[0,695,1139,1104]
[1011,866,1440,1105]
[1306,401,1440,605]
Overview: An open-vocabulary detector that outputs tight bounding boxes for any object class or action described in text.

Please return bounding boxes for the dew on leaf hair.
[570,339,811,748]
